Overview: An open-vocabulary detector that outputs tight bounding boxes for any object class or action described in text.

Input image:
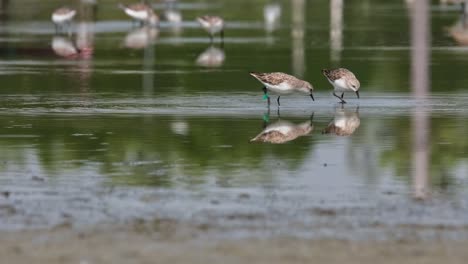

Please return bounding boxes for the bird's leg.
[263,87,270,106]
[220,30,224,43]
[67,22,72,37]
[310,112,315,122]
[262,109,271,128]
[341,93,344,99]
[54,23,59,34]
[277,106,281,118]
[277,96,281,106]
[333,92,346,104]
[355,91,360,99]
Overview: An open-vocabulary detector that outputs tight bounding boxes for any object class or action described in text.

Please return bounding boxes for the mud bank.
[1,222,468,264]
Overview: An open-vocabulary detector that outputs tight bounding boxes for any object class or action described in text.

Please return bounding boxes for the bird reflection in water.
[322,106,360,136]
[51,36,80,58]
[164,8,183,36]
[250,111,314,144]
[264,3,281,33]
[123,26,159,49]
[195,45,225,68]
[448,1,468,45]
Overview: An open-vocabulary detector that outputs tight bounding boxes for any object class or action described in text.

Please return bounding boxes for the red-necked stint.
[197,15,224,42]
[322,106,360,136]
[119,3,159,27]
[249,72,314,106]
[250,115,314,144]
[52,36,79,58]
[52,7,76,32]
[322,68,360,104]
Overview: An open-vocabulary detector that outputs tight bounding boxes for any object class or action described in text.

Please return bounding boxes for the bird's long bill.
[310,93,315,101]
[355,91,360,99]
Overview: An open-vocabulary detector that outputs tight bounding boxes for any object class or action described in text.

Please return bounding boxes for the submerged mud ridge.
[1,223,468,264]
[2,185,468,241]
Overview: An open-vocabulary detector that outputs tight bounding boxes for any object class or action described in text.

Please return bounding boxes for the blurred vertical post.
[291,0,305,78]
[464,0,468,27]
[0,0,9,22]
[75,0,97,93]
[410,0,430,199]
[143,37,155,96]
[330,0,343,63]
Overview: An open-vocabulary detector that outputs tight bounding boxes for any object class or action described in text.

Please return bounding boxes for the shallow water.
[0,0,468,240]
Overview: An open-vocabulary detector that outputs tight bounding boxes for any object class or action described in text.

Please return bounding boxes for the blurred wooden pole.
[411,0,430,97]
[291,0,305,78]
[330,0,343,63]
[410,0,430,200]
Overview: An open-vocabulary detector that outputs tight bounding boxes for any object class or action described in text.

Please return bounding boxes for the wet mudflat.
[1,0,468,262]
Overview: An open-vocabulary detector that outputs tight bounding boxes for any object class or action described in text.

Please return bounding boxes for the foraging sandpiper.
[322,106,360,136]
[119,3,159,27]
[52,7,76,33]
[197,15,224,42]
[322,68,360,104]
[196,46,225,68]
[250,114,314,144]
[249,72,314,106]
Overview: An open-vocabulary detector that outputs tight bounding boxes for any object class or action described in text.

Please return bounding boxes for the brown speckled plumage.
[250,72,309,87]
[321,68,356,82]
[322,108,360,136]
[250,120,313,144]
[123,3,152,12]
[197,15,223,25]
[53,7,75,15]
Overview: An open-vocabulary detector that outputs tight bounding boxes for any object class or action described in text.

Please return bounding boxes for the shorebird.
[51,36,80,58]
[196,46,225,67]
[322,106,360,136]
[123,26,159,49]
[250,113,314,144]
[119,3,159,27]
[249,72,314,106]
[51,7,76,33]
[322,68,360,104]
[197,15,224,42]
[264,3,281,33]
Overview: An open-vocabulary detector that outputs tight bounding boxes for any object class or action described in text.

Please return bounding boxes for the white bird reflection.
[195,45,225,68]
[322,106,360,136]
[250,112,314,144]
[448,2,468,45]
[51,36,79,58]
[164,8,183,36]
[123,26,159,49]
[264,3,281,33]
[164,8,182,24]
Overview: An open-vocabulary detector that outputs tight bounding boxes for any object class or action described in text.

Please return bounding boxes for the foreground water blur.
[0,0,468,240]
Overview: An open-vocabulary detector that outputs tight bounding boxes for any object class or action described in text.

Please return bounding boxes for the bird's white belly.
[331,78,351,92]
[209,23,223,34]
[265,82,295,95]
[125,9,148,20]
[264,124,293,135]
[334,117,347,129]
[52,12,75,23]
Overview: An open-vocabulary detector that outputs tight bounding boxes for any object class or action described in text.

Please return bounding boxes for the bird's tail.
[321,69,330,76]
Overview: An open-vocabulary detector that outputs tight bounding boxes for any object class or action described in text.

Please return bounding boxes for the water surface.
[0,0,468,240]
